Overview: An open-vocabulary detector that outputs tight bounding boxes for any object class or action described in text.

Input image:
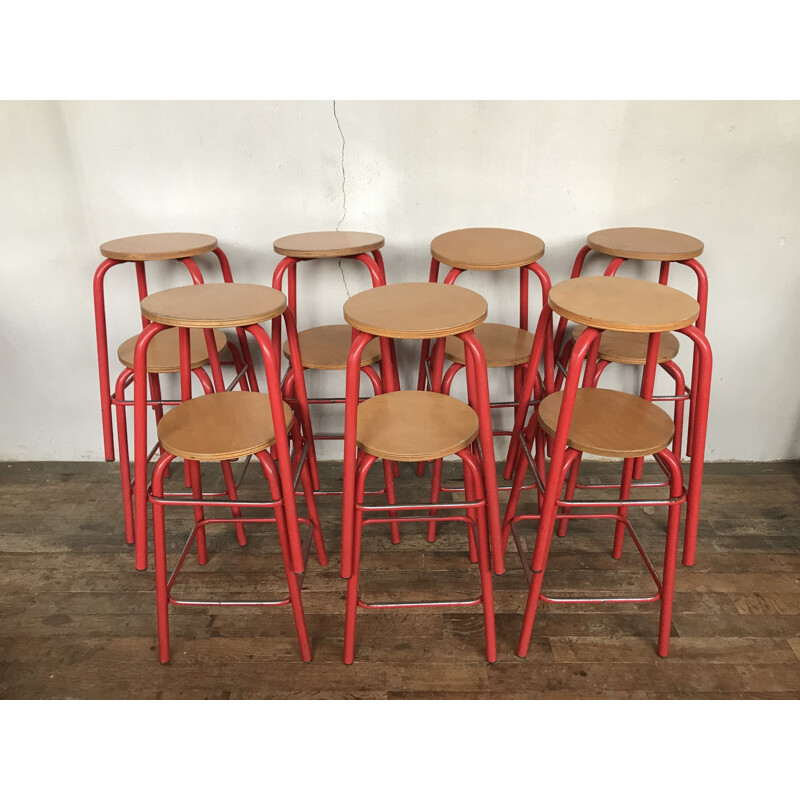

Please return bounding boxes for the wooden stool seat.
[100,233,218,262]
[273,231,385,259]
[549,276,699,332]
[344,282,487,339]
[445,323,533,367]
[157,392,293,462]
[141,284,287,328]
[587,227,704,262]
[357,390,478,462]
[282,324,382,370]
[431,227,545,270]
[539,388,674,458]
[117,328,227,373]
[571,325,680,365]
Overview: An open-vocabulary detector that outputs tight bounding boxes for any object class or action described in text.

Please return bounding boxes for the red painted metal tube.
[341,331,375,578]
[677,324,712,566]
[460,329,503,574]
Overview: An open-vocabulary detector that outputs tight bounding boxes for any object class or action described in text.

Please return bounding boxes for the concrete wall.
[1,100,798,461]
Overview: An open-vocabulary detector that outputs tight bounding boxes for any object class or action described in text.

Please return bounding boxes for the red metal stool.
[415,229,554,522]
[94,233,258,549]
[417,228,554,443]
[554,227,708,496]
[270,231,400,492]
[132,284,317,574]
[133,283,325,663]
[340,282,498,662]
[503,276,712,656]
[93,232,256,461]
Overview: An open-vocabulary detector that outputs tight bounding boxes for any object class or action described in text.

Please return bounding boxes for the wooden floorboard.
[1,460,798,699]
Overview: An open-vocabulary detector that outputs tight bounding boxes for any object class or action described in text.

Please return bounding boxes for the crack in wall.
[332,100,350,297]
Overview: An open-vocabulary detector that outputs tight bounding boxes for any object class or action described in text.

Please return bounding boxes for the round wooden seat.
[273,231,385,259]
[587,227,704,262]
[157,392,293,462]
[141,284,287,328]
[100,233,218,262]
[117,328,227,373]
[343,282,487,340]
[431,227,545,271]
[549,276,699,333]
[571,325,680,365]
[282,324,382,370]
[444,323,533,367]
[538,388,674,458]
[357,391,478,462]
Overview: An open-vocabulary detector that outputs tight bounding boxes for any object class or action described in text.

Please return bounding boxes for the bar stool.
[132,283,325,663]
[132,284,317,575]
[417,227,554,440]
[555,227,707,483]
[93,232,255,461]
[340,282,499,662]
[503,276,712,657]
[270,231,398,491]
[94,233,254,549]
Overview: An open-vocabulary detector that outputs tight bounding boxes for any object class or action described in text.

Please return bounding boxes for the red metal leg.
[679,325,712,566]
[344,452,377,664]
[341,332,374,578]
[133,322,168,570]
[187,459,208,565]
[113,368,135,544]
[612,458,635,558]
[654,448,684,657]
[151,452,176,663]
[460,447,496,663]
[556,453,583,538]
[255,450,312,662]
[460,330,503,574]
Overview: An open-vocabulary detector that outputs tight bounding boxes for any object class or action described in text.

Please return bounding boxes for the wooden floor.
[1,459,799,699]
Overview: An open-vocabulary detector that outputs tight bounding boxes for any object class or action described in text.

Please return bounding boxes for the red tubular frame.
[550,245,710,555]
[342,446,496,664]
[133,298,316,575]
[93,248,240,462]
[270,248,396,492]
[340,325,503,578]
[503,322,705,658]
[150,444,322,664]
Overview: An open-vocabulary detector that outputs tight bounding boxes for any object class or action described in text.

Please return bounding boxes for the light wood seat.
[549,276,699,333]
[538,388,674,458]
[445,323,533,367]
[571,325,680,365]
[273,231,385,259]
[282,324,382,370]
[344,282,487,340]
[157,392,293,462]
[431,228,545,271]
[357,391,478,462]
[141,284,287,328]
[117,328,227,373]
[587,227,704,262]
[100,233,218,262]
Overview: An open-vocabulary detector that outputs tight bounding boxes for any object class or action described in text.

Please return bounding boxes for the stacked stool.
[93,233,254,548]
[340,282,501,662]
[132,283,325,662]
[270,231,399,491]
[503,275,712,657]
[417,227,554,436]
[555,227,708,498]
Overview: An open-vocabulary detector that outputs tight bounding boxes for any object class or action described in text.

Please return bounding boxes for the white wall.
[1,100,798,461]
